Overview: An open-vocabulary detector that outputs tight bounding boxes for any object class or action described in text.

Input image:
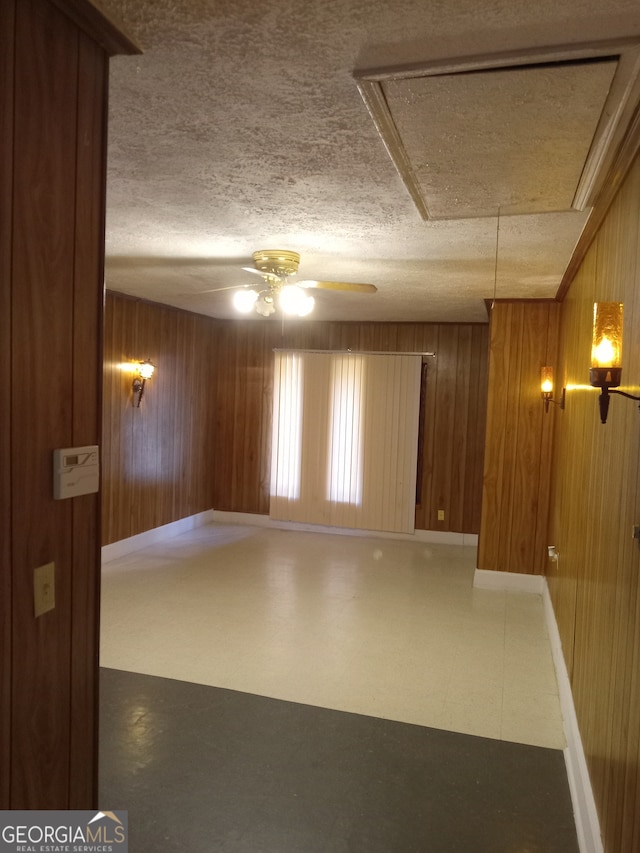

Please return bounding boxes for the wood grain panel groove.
[478,301,560,574]
[549,152,640,853]
[102,293,220,545]
[209,320,488,533]
[0,0,16,813]
[103,310,488,537]
[11,0,78,805]
[68,29,107,806]
[3,0,131,809]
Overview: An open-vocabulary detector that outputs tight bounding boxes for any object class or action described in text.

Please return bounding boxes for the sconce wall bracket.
[588,366,637,424]
[591,384,640,424]
[132,376,146,407]
[543,387,566,413]
[605,388,640,422]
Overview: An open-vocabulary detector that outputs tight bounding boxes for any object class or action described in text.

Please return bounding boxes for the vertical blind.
[270,350,422,534]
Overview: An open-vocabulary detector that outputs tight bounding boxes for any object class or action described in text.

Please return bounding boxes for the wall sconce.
[132,359,155,407]
[541,366,565,413]
[589,302,639,424]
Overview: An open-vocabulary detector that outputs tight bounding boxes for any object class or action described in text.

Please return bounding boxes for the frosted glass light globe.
[233,288,258,313]
[280,285,314,316]
[297,293,314,316]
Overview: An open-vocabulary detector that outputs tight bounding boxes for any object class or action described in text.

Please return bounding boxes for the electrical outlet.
[437,510,445,521]
[34,562,55,617]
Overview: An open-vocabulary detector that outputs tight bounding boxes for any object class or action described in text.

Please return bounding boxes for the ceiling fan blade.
[297,280,377,293]
[106,255,253,270]
[241,266,268,276]
[184,283,256,295]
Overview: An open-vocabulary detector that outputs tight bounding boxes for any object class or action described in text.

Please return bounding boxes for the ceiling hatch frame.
[355,38,640,221]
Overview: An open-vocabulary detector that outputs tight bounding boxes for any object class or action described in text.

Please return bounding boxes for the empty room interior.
[3,0,640,851]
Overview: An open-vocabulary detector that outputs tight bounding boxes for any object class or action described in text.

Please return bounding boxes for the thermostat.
[53,445,99,499]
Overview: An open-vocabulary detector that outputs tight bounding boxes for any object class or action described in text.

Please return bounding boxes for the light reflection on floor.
[100,523,564,748]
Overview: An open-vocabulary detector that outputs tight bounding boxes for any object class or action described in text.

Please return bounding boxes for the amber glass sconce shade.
[590,302,623,388]
[541,366,565,413]
[589,302,640,424]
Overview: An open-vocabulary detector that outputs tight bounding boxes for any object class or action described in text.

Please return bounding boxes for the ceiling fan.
[230,250,377,317]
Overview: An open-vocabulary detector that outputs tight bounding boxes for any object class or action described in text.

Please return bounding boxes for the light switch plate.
[34,562,55,617]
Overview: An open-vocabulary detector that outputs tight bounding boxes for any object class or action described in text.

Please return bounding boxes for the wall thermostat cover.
[53,445,99,499]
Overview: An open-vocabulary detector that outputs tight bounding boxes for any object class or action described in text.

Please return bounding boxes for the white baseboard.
[102,509,215,563]
[472,568,602,853]
[211,510,478,547]
[102,509,478,563]
[542,583,603,853]
[473,568,545,594]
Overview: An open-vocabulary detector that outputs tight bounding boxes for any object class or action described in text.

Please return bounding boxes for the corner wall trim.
[211,510,479,547]
[101,510,214,563]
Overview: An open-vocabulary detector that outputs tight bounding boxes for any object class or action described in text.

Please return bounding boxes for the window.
[270,351,422,534]
[328,354,364,506]
[271,352,303,500]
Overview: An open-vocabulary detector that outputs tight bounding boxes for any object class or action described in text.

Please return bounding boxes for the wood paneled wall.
[548,154,640,853]
[0,0,135,808]
[102,293,219,545]
[0,0,14,809]
[478,301,560,574]
[213,321,488,534]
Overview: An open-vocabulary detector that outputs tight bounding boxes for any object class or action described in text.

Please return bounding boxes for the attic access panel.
[356,41,640,220]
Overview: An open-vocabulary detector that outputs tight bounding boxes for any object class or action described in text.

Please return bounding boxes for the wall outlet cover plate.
[34,562,55,617]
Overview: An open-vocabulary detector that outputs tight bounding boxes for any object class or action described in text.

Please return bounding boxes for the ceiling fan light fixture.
[297,294,315,317]
[233,288,258,313]
[227,248,374,318]
[279,284,314,317]
[255,292,276,317]
[252,249,300,278]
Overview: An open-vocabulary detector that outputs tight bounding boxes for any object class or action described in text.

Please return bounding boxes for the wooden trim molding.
[355,77,431,220]
[356,38,640,222]
[484,297,560,319]
[557,100,640,300]
[50,0,141,56]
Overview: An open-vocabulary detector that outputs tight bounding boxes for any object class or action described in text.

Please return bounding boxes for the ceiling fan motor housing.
[252,250,300,277]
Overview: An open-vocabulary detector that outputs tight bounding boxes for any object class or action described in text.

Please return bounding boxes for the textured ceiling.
[98,0,640,323]
[377,59,618,218]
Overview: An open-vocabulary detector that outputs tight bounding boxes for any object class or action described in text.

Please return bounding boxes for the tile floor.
[100,522,565,749]
[100,668,578,853]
